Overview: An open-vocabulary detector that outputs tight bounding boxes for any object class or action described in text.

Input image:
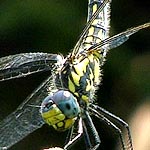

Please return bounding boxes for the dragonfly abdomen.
[82,0,111,51]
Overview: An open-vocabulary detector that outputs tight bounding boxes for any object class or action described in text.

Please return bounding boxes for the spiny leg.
[90,104,133,150]
[82,121,93,149]
[64,118,83,150]
[83,111,101,150]
[91,105,133,150]
[65,125,74,146]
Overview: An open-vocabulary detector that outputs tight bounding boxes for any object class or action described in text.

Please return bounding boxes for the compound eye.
[45,100,54,109]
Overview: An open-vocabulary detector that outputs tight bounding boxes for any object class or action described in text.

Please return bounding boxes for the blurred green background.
[0,0,149,150]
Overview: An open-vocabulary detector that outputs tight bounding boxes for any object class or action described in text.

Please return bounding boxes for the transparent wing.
[0,52,62,81]
[88,23,150,53]
[71,0,111,57]
[0,74,57,149]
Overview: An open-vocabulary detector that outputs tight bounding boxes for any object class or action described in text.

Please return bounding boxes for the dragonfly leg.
[63,118,83,150]
[89,105,133,150]
[82,111,101,150]
[93,106,133,150]
[64,110,101,150]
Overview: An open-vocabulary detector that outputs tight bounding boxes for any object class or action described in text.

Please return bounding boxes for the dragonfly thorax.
[59,52,102,104]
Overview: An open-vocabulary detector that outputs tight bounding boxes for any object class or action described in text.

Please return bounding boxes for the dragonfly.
[0,0,149,149]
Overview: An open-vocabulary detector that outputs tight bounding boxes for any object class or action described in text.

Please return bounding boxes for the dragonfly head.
[40,90,80,131]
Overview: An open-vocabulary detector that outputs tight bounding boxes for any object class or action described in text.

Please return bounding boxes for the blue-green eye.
[45,100,54,109]
[41,90,80,119]
[52,90,80,118]
[40,95,54,113]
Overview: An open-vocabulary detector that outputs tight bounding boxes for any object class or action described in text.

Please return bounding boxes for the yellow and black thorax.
[59,51,102,104]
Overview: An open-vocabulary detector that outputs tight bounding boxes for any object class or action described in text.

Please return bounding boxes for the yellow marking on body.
[41,104,66,126]
[82,58,89,73]
[65,118,76,129]
[81,95,89,103]
[57,122,64,128]
[53,125,57,130]
[88,55,94,80]
[96,38,101,43]
[53,118,76,131]
[88,54,94,62]
[46,114,65,126]
[89,68,94,80]
[76,55,84,62]
[41,105,61,118]
[88,26,94,36]
[74,64,84,76]
[94,58,100,83]
[71,71,80,86]
[98,29,103,40]
[93,4,97,14]
[74,92,79,97]
[94,51,101,59]
[86,79,91,91]
[62,70,67,74]
[84,43,91,49]
[68,77,75,92]
[85,26,94,46]
[85,36,93,44]
[74,57,89,75]
[92,19,99,26]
